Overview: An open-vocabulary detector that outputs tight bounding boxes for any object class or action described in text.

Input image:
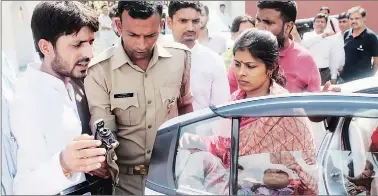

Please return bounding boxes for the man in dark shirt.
[341,6,378,82]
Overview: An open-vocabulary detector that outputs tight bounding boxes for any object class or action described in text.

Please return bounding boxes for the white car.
[145,76,378,195]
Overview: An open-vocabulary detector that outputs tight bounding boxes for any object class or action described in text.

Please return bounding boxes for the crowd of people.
[1,0,378,195]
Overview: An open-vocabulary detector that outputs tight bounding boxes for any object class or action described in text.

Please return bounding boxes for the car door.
[146,93,378,195]
[318,87,378,195]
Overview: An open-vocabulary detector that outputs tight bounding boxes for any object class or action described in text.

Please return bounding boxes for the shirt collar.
[112,39,173,70]
[279,40,294,57]
[25,61,71,94]
[346,27,367,39]
[191,40,201,52]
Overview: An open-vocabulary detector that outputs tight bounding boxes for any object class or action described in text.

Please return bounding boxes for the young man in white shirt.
[98,4,119,52]
[198,4,228,55]
[10,2,107,194]
[167,1,230,111]
[302,13,345,85]
[218,4,232,32]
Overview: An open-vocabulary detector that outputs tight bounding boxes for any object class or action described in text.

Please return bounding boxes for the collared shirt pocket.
[111,92,141,126]
[160,84,181,120]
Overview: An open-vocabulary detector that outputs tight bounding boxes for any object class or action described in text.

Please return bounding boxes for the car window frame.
[318,89,378,194]
[224,94,378,195]
[148,93,378,195]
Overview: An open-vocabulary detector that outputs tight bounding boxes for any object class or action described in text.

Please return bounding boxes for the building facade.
[246,1,378,34]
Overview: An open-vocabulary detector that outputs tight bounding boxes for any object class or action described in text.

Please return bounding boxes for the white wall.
[229,1,246,21]
[2,1,40,72]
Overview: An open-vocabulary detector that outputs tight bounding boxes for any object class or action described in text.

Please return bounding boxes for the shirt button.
[147,100,152,104]
[144,73,148,78]
[148,125,152,129]
[147,150,151,154]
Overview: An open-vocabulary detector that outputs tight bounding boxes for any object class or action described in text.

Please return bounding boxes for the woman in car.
[178,29,318,195]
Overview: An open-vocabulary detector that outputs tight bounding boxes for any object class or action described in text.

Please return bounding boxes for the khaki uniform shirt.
[84,40,192,166]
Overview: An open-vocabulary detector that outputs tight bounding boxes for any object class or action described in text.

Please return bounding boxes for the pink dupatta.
[201,82,318,195]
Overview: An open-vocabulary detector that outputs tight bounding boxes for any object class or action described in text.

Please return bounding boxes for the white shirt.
[190,42,230,110]
[334,32,346,70]
[201,31,228,55]
[218,12,232,29]
[325,17,341,34]
[98,14,118,50]
[10,62,85,195]
[302,31,345,79]
[209,12,232,32]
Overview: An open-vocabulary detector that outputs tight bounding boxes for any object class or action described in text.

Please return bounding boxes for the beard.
[276,25,286,49]
[51,51,89,79]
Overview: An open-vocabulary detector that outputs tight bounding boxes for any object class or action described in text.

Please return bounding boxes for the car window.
[236,115,320,195]
[172,96,378,195]
[325,116,378,195]
[175,116,232,195]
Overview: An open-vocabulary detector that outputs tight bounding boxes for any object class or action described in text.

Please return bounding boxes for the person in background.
[225,15,255,93]
[1,52,18,195]
[109,4,120,37]
[161,12,167,35]
[10,2,107,194]
[302,13,345,85]
[198,4,228,55]
[84,1,193,194]
[218,4,232,32]
[333,12,350,81]
[338,12,350,35]
[167,1,230,111]
[98,4,118,51]
[319,6,341,34]
[341,6,378,82]
[228,1,322,93]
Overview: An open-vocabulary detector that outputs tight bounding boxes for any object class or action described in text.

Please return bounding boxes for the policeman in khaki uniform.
[84,1,193,194]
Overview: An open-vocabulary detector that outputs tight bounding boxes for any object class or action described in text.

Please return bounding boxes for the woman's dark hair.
[31,1,99,59]
[233,29,286,87]
[231,15,255,33]
[118,1,163,20]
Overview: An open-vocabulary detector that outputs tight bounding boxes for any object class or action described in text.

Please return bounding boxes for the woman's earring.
[267,70,273,78]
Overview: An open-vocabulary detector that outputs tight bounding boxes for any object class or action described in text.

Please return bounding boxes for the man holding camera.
[9,2,108,194]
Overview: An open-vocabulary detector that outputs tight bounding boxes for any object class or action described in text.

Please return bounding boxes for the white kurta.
[98,14,118,52]
[190,41,230,110]
[10,62,85,194]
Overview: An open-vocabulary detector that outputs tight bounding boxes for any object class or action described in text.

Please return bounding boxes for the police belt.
[119,164,149,176]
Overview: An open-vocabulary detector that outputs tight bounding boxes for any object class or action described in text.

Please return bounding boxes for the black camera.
[94,119,117,151]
